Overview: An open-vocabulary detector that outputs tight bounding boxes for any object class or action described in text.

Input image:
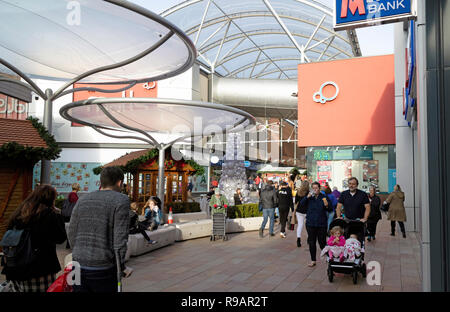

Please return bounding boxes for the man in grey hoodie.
[259,180,278,238]
[68,166,130,292]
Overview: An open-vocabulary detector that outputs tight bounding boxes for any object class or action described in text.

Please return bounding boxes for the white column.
[394,22,416,232]
[416,0,431,292]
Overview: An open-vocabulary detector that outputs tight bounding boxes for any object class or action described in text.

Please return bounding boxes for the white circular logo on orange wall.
[313,81,339,104]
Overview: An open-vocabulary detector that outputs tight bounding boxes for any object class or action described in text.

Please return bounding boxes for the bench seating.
[127,225,176,257]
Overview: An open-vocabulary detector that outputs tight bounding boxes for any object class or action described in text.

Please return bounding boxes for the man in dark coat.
[277,182,294,238]
[367,186,382,241]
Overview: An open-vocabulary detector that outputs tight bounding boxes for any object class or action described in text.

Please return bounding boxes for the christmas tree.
[218,132,250,205]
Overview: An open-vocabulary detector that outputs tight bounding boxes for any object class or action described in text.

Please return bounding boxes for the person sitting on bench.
[129,202,157,245]
[143,197,163,231]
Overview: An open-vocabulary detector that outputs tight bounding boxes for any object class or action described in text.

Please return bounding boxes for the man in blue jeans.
[259,180,278,237]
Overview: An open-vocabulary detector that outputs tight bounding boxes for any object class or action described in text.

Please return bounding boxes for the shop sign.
[0,94,28,120]
[314,150,332,161]
[334,0,416,31]
[333,149,353,160]
[353,149,373,160]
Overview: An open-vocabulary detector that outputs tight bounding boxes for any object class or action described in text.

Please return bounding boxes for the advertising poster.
[191,166,209,193]
[33,162,101,193]
[362,160,379,191]
[317,160,332,185]
[341,161,353,189]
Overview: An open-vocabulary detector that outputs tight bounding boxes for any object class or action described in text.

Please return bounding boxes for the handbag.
[381,202,390,212]
[0,280,18,292]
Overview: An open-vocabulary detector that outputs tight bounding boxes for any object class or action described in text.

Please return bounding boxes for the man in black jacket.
[277,182,294,238]
[259,181,278,238]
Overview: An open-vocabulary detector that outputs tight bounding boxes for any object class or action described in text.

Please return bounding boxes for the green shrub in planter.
[227,203,262,219]
[166,202,200,214]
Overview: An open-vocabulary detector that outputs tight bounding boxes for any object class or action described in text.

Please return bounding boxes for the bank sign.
[334,0,416,30]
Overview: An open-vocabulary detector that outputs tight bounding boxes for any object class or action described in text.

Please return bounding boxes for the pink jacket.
[327,235,346,247]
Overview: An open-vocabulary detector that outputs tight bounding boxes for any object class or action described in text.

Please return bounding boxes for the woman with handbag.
[1,185,67,292]
[294,180,310,247]
[385,184,407,238]
[300,182,332,267]
[62,183,80,249]
[366,186,382,241]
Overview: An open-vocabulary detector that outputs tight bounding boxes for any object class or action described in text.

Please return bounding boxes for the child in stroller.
[320,226,346,262]
[344,234,364,262]
[325,219,367,284]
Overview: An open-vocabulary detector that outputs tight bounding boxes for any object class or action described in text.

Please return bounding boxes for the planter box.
[174,217,269,241]
[175,219,212,241]
[226,216,267,233]
[164,211,208,223]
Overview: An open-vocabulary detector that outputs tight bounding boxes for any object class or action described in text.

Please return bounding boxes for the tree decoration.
[93,148,204,176]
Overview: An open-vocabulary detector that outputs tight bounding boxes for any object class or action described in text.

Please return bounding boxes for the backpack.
[0,227,38,269]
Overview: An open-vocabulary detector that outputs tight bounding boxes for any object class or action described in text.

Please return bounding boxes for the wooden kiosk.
[0,118,59,241]
[101,149,199,206]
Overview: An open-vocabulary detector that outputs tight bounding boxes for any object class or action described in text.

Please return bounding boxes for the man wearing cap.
[209,188,229,215]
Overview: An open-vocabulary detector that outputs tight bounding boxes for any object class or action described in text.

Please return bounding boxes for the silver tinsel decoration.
[218,132,250,205]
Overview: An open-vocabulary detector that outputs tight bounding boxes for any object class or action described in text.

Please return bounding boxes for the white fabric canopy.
[0,0,196,83]
[60,97,256,145]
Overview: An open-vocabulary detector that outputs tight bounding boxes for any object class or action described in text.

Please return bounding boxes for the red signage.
[0,93,28,120]
[71,82,158,126]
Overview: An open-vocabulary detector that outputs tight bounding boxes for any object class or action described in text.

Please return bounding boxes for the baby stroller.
[326,219,367,284]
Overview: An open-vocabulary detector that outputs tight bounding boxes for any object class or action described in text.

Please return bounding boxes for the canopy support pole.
[158,146,166,220]
[41,88,53,184]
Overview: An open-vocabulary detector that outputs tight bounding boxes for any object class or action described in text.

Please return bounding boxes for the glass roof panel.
[163,0,359,79]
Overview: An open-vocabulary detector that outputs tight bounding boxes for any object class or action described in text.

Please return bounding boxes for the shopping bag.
[47,266,73,292]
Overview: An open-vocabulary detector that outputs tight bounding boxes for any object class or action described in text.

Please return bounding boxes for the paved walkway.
[122,216,422,292]
[0,216,422,292]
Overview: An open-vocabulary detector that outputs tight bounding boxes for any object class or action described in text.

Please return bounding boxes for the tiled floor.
[0,216,422,292]
[121,216,422,292]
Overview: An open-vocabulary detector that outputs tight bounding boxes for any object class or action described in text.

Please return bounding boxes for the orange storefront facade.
[298,54,395,147]
[297,55,396,193]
